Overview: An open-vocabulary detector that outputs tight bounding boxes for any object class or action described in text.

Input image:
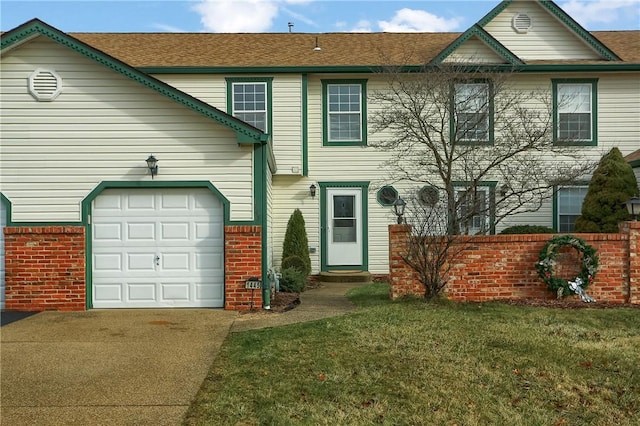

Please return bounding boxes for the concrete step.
[318,270,372,283]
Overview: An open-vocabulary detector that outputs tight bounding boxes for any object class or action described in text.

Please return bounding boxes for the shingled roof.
[70,31,640,68]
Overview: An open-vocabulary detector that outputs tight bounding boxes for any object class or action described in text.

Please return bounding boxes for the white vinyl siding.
[443,38,507,64]
[0,37,254,222]
[483,1,603,60]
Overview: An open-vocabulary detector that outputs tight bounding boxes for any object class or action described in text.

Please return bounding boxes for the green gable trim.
[476,0,620,62]
[431,25,523,65]
[1,19,265,144]
[319,181,369,272]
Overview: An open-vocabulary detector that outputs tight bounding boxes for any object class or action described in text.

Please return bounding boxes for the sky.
[1,0,639,33]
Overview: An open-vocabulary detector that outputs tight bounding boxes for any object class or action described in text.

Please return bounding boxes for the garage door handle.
[154,255,160,266]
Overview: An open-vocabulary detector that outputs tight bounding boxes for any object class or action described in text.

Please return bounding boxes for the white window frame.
[323,81,366,145]
[557,84,592,142]
[232,82,268,132]
[454,82,491,143]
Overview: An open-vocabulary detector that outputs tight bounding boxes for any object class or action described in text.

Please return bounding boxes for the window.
[376,185,398,206]
[556,186,588,232]
[226,78,272,133]
[454,185,495,235]
[553,79,597,145]
[322,80,367,146]
[453,81,493,143]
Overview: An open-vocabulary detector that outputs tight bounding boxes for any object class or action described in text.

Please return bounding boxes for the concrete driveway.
[1,309,237,425]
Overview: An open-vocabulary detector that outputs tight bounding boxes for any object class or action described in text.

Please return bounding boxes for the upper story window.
[452,81,493,144]
[553,79,598,146]
[555,185,588,232]
[322,80,367,146]
[226,78,273,133]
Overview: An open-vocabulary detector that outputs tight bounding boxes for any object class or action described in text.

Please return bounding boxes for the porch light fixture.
[624,196,640,221]
[393,197,406,224]
[146,154,158,179]
[309,183,317,198]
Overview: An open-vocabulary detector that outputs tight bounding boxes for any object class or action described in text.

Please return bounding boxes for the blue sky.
[1,0,639,33]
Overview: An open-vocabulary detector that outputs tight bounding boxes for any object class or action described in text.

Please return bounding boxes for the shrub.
[279,267,307,293]
[575,147,639,233]
[500,225,556,234]
[282,255,307,273]
[282,209,311,275]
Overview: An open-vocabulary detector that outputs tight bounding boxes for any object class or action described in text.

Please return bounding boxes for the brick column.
[224,225,262,310]
[622,221,640,304]
[388,224,422,299]
[4,226,86,311]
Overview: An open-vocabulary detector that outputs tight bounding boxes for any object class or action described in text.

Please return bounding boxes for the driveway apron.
[1,309,237,425]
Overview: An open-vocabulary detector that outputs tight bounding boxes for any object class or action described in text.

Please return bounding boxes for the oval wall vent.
[29,68,63,101]
[512,13,533,34]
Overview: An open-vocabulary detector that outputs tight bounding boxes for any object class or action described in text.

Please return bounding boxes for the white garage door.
[92,188,224,308]
[1,201,5,310]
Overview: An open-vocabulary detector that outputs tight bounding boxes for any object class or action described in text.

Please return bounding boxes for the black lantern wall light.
[146,155,158,179]
[392,197,406,224]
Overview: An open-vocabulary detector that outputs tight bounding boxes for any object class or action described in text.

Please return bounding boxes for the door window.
[333,195,356,242]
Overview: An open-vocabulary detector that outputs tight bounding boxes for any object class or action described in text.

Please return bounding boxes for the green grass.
[184,283,639,426]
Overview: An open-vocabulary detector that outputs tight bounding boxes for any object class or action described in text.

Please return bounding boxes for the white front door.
[326,188,362,267]
[1,201,5,310]
[92,188,224,308]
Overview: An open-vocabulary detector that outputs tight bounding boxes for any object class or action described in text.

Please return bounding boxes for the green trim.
[452,181,497,235]
[552,182,590,232]
[476,0,620,61]
[140,63,640,74]
[431,25,523,65]
[225,77,273,140]
[450,79,495,145]
[629,159,640,169]
[552,78,598,146]
[253,144,270,293]
[319,181,369,272]
[1,19,265,144]
[0,193,11,225]
[302,74,309,176]
[321,79,368,146]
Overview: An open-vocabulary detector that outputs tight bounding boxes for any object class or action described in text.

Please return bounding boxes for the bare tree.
[371,62,596,235]
[399,198,469,300]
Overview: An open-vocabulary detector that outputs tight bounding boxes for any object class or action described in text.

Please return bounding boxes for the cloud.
[350,19,373,32]
[152,23,186,33]
[560,0,640,26]
[377,8,463,32]
[192,0,282,32]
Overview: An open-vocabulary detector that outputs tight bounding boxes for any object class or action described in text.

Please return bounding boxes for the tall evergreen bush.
[281,209,311,275]
[574,147,639,233]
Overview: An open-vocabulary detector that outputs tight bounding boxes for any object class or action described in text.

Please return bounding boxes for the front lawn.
[184,283,639,425]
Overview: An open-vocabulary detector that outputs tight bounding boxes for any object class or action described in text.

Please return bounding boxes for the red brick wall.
[224,225,263,310]
[4,226,86,311]
[389,222,640,304]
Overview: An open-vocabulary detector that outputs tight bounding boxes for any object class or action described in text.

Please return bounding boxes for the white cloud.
[560,0,640,26]
[152,23,186,33]
[192,0,280,32]
[377,8,463,32]
[350,19,373,32]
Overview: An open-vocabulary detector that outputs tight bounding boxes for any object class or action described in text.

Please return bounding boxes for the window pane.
[327,84,362,142]
[455,83,489,142]
[232,82,267,132]
[557,186,588,232]
[557,84,591,141]
[456,188,488,234]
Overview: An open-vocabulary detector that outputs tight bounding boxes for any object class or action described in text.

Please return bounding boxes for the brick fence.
[389,221,640,304]
[224,225,263,310]
[3,226,86,311]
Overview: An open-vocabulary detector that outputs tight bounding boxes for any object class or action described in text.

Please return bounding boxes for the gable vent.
[29,68,63,101]
[512,13,533,34]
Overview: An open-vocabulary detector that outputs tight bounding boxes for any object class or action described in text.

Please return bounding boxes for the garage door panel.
[92,188,224,308]
[161,222,190,240]
[128,222,156,240]
[94,223,122,241]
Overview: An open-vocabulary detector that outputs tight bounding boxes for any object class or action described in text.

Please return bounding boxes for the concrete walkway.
[0,282,360,425]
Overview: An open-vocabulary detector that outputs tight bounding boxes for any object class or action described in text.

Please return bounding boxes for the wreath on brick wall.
[535,235,599,297]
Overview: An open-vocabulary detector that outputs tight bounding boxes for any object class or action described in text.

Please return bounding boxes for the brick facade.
[389,222,640,304]
[224,225,263,310]
[3,226,86,311]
